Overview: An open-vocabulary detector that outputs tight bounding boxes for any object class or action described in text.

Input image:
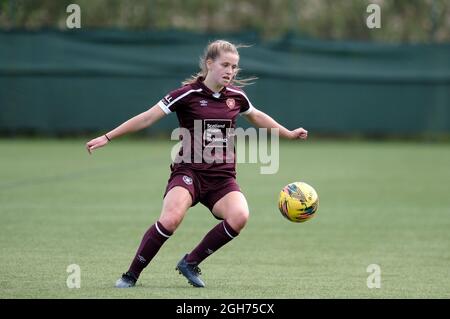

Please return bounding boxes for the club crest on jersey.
[200,100,208,107]
[183,175,193,185]
[226,98,236,109]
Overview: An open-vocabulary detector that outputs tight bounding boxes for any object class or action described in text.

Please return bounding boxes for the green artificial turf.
[1,138,449,298]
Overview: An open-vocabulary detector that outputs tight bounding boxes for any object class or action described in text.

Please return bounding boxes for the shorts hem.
[205,188,242,214]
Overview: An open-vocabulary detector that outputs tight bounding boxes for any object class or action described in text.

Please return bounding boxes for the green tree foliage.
[0,0,449,42]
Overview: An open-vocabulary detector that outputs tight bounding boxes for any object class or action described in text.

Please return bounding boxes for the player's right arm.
[86,104,166,154]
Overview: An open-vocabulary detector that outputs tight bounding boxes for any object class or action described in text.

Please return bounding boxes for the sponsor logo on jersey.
[203,119,232,147]
[200,100,208,107]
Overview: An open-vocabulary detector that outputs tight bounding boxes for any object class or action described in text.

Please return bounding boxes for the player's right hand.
[86,135,109,154]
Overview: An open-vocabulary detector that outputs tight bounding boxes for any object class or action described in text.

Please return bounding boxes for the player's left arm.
[244,107,308,140]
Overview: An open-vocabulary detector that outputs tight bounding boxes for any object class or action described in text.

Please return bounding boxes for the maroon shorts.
[163,164,241,215]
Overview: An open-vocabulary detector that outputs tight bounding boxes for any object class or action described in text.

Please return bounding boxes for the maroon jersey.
[157,77,254,177]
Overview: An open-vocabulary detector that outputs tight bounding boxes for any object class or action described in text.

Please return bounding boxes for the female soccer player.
[86,40,308,288]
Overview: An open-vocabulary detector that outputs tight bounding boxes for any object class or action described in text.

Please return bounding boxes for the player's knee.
[159,213,183,233]
[160,205,186,232]
[228,209,249,231]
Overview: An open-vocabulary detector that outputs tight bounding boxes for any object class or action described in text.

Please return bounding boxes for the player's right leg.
[158,186,193,233]
[115,186,192,288]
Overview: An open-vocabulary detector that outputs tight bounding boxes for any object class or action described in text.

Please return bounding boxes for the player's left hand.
[290,128,308,140]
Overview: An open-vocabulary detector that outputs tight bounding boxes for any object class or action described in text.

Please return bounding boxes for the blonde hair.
[182,40,257,87]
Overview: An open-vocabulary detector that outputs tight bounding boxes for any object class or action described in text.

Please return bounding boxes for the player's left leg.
[211,191,250,232]
[184,191,249,265]
[176,191,249,287]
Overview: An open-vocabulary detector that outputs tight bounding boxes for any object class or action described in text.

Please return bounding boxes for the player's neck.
[203,76,223,93]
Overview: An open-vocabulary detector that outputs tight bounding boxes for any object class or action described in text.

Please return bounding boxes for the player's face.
[207,51,239,88]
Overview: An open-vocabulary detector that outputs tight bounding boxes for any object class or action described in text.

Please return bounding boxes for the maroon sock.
[128,221,172,278]
[186,220,239,265]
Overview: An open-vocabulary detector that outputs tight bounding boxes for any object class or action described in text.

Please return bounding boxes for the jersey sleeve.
[238,91,255,115]
[157,86,195,114]
[227,86,255,115]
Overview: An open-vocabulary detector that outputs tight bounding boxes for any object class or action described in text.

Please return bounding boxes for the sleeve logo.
[164,94,173,105]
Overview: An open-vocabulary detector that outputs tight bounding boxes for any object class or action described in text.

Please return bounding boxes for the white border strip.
[157,101,171,114]
[155,222,171,238]
[158,88,203,114]
[223,222,235,239]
